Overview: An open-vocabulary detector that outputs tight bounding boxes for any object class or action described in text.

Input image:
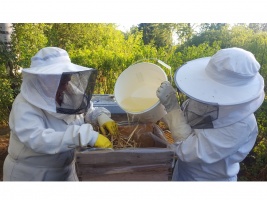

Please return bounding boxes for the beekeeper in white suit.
[157,47,265,181]
[3,47,118,181]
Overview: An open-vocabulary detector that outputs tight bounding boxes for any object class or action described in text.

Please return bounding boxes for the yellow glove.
[98,113,119,136]
[94,134,113,148]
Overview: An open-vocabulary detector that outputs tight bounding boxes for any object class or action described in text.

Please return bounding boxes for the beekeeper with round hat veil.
[3,47,118,181]
[156,47,265,181]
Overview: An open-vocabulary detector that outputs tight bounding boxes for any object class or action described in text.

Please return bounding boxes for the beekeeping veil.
[175,47,265,129]
[21,47,97,114]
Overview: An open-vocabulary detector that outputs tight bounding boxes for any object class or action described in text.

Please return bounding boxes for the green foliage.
[182,24,230,48]
[244,32,267,91]
[0,23,48,126]
[228,25,254,48]
[239,98,267,181]
[138,23,174,49]
[0,65,14,126]
[174,23,196,44]
[181,24,254,50]
[248,23,267,33]
[178,42,220,63]
[66,26,152,94]
[11,23,49,68]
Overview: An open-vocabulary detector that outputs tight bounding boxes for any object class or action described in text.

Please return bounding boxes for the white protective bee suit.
[157,47,265,181]
[3,47,114,181]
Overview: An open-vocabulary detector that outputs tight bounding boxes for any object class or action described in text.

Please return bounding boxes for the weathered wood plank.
[77,164,172,181]
[76,148,174,166]
[75,148,174,181]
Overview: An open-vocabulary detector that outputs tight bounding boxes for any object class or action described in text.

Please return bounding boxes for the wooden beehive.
[75,123,174,181]
[76,95,175,181]
[75,148,174,181]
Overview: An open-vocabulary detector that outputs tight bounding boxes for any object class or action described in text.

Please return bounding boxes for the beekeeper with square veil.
[3,47,118,181]
[157,47,265,181]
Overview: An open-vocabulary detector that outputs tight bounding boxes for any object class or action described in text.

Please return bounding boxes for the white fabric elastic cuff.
[97,113,111,126]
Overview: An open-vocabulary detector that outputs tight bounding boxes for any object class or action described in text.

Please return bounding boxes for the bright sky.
[2,0,266,23]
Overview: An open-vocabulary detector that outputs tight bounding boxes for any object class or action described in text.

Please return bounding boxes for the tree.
[138,23,174,49]
[248,23,267,32]
[0,23,14,76]
[199,23,227,32]
[11,23,49,70]
[173,23,196,45]
[0,23,49,120]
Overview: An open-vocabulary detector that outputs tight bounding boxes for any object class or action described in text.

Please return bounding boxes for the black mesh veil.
[181,99,219,129]
[56,69,97,114]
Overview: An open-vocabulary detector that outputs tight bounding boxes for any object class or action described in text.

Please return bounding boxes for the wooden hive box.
[75,123,175,181]
[76,96,175,181]
[75,147,174,181]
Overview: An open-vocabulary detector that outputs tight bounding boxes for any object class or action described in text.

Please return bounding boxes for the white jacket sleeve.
[174,114,258,164]
[9,97,99,154]
[84,101,111,125]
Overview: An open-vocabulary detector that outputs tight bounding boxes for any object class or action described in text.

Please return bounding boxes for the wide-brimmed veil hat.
[21,47,97,114]
[23,47,91,74]
[174,47,264,105]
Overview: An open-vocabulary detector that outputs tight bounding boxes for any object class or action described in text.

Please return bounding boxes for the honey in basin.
[119,97,159,113]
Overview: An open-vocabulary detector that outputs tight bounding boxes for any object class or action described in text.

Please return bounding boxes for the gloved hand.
[156,81,180,113]
[97,113,119,136]
[157,81,192,142]
[75,124,112,148]
[163,109,192,142]
[94,133,113,148]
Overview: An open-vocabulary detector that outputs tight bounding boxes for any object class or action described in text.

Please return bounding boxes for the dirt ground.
[0,126,10,181]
